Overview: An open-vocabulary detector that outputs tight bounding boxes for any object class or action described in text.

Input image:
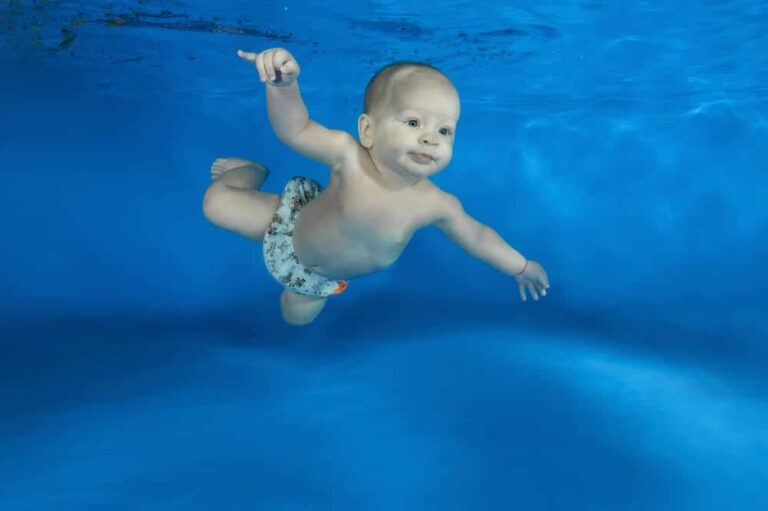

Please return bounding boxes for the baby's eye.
[439,127,452,136]
[406,119,419,128]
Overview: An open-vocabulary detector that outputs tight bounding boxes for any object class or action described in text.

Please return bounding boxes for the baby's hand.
[237,48,300,87]
[513,260,550,302]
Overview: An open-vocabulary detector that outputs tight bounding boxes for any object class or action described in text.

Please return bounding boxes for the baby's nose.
[419,132,439,144]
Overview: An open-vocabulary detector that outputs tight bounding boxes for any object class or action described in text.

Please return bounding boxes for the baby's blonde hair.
[363,61,452,117]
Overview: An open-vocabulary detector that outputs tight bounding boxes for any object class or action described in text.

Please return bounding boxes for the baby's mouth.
[409,152,434,164]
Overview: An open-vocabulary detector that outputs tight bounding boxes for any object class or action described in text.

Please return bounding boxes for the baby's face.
[368,72,460,179]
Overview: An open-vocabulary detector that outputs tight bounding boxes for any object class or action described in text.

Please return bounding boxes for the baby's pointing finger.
[237,50,267,81]
[236,49,257,62]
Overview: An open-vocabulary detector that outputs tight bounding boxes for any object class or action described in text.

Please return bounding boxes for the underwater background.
[1,0,767,509]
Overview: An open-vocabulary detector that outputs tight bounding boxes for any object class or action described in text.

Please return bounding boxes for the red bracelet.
[515,259,528,277]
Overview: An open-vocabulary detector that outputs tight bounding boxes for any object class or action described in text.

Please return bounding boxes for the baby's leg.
[280,289,328,326]
[202,157,280,241]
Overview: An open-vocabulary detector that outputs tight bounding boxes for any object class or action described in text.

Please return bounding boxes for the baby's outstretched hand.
[237,48,300,87]
[513,260,550,302]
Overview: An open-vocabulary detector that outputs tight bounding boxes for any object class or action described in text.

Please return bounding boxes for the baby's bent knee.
[202,181,223,218]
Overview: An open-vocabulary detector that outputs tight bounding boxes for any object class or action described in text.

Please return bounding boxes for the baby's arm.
[431,192,550,301]
[236,48,355,167]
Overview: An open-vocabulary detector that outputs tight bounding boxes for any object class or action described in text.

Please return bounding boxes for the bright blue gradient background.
[1,1,767,509]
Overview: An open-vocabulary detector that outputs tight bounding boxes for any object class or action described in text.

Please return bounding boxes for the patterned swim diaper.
[263,177,348,297]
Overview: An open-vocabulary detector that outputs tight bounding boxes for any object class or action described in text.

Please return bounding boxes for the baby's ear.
[357,113,374,149]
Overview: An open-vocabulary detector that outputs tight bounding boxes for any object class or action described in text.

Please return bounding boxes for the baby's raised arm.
[237,48,355,168]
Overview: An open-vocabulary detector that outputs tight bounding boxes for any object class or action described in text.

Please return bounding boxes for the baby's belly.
[303,252,395,280]
[293,204,405,280]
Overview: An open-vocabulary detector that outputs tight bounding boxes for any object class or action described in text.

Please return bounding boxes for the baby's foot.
[210,157,267,180]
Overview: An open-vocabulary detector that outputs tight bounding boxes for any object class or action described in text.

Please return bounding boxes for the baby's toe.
[210,162,225,179]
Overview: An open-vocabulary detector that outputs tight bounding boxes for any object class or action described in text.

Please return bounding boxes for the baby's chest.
[339,190,426,242]
[332,164,437,242]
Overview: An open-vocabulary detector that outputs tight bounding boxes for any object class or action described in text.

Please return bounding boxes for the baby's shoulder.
[418,181,460,225]
[332,140,369,175]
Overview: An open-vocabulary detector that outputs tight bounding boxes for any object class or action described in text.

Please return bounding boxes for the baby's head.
[358,62,460,179]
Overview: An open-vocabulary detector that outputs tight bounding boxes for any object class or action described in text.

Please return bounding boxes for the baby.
[203,47,550,326]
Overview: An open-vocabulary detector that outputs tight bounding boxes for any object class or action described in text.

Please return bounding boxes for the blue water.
[1,1,767,509]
